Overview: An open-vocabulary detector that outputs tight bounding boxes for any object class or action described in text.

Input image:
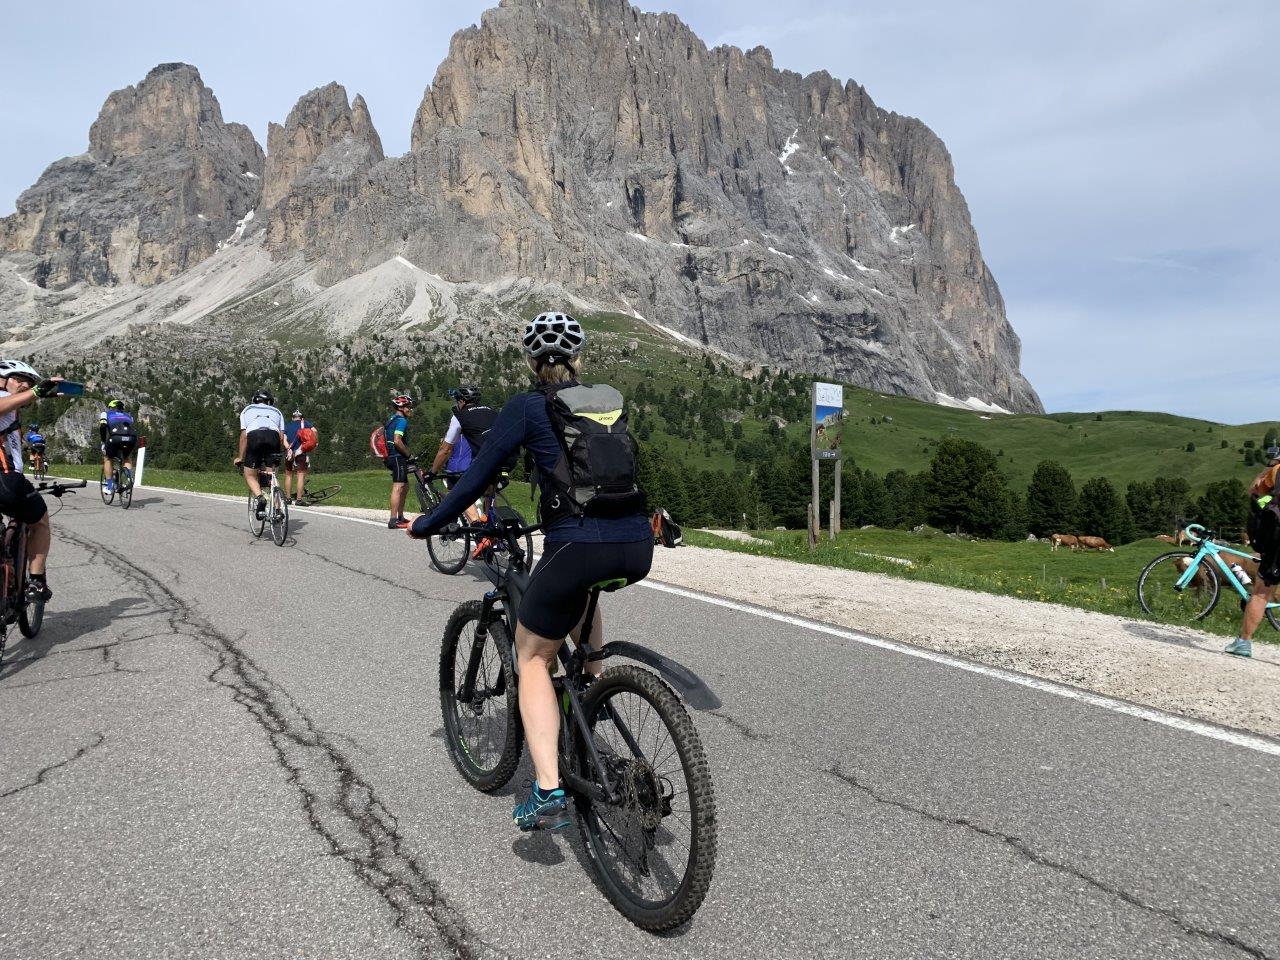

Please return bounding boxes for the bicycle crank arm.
[561,770,620,806]
[589,642,722,711]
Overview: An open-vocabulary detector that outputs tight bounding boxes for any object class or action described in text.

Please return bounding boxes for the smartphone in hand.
[53,381,85,396]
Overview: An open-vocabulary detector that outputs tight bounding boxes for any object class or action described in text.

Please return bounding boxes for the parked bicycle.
[99,453,135,510]
[1138,523,1280,630]
[438,516,719,931]
[246,458,289,546]
[295,483,342,508]
[1,479,86,668]
[413,466,532,576]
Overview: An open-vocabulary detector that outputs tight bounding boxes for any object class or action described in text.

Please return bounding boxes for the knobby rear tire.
[574,664,717,932]
[439,602,522,792]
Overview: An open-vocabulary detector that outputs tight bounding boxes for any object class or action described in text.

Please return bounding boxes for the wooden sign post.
[810,382,844,549]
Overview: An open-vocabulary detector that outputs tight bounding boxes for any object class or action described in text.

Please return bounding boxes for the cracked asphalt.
[1,488,1279,959]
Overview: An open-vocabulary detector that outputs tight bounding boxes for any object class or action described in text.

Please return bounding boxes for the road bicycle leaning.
[1138,523,1280,630]
[0,479,86,668]
[438,516,719,931]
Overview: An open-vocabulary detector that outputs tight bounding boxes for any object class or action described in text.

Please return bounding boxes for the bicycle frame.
[1176,528,1280,609]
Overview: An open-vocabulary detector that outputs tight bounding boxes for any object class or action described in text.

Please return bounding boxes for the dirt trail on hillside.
[649,540,1280,740]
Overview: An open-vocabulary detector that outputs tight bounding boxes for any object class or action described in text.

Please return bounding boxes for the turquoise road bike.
[1137,524,1279,630]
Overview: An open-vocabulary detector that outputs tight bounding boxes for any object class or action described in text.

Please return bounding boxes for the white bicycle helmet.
[523,312,585,360]
[0,359,41,382]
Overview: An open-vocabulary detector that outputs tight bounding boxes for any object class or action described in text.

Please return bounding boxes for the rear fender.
[593,641,721,711]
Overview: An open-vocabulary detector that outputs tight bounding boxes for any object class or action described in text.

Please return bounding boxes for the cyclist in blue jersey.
[384,395,415,529]
[410,313,652,831]
[24,424,46,477]
[99,400,139,494]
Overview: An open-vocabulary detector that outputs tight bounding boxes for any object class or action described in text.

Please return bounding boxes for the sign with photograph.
[812,382,844,460]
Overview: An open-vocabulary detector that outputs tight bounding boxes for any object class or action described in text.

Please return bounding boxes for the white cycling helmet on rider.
[0,359,41,383]
[523,312,586,360]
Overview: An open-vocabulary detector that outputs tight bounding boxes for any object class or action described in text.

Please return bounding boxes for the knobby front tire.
[575,664,717,932]
[1137,551,1219,623]
[439,602,522,792]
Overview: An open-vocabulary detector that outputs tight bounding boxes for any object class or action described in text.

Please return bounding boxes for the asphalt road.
[2,488,1279,959]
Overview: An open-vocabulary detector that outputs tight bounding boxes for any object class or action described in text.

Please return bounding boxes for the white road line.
[121,482,1280,758]
[639,581,1280,759]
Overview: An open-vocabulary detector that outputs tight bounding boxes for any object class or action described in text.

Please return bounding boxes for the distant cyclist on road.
[235,390,290,519]
[383,394,415,530]
[0,359,63,600]
[410,313,651,831]
[284,409,318,506]
[425,385,498,554]
[24,423,46,477]
[1228,445,1280,658]
[99,400,139,494]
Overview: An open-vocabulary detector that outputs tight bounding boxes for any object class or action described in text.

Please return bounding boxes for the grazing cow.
[1049,533,1079,551]
[1077,536,1115,552]
[1154,534,1177,544]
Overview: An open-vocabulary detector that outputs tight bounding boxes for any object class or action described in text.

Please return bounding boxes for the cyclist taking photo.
[99,400,139,494]
[236,390,290,519]
[0,359,63,600]
[411,312,651,831]
[1228,445,1280,657]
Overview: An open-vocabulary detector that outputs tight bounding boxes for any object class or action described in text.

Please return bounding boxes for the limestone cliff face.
[0,0,1042,411]
[301,0,1041,410]
[261,84,384,252]
[0,64,263,288]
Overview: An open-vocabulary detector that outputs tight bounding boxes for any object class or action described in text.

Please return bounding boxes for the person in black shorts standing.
[1228,446,1280,658]
[383,394,415,530]
[0,359,62,600]
[235,389,290,519]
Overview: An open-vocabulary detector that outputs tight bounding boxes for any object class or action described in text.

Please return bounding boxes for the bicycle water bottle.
[1231,563,1252,587]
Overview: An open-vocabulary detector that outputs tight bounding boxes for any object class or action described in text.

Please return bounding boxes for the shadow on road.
[0,596,150,683]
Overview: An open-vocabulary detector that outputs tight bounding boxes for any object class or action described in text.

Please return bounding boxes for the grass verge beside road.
[686,527,1271,641]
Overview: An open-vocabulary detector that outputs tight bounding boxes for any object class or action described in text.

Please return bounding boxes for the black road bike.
[295,484,342,507]
[100,451,135,510]
[1,479,86,668]
[439,518,719,931]
[414,466,532,577]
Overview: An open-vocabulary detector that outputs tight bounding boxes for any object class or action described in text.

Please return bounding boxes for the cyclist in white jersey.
[235,389,291,518]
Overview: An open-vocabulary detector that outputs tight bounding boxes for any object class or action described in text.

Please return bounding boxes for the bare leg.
[1241,581,1277,641]
[244,466,264,498]
[27,515,51,576]
[296,468,308,499]
[515,623,564,790]
[390,481,407,519]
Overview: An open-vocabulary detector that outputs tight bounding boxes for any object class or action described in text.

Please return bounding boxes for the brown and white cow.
[1077,536,1115,552]
[1154,534,1177,544]
[1049,533,1079,551]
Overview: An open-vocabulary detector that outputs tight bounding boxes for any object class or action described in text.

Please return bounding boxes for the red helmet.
[391,394,415,410]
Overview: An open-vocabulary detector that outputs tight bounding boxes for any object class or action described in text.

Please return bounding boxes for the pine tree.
[1077,477,1135,543]
[1025,460,1077,536]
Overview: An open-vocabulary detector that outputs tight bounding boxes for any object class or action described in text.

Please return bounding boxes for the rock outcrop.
[0,0,1042,412]
[0,63,263,288]
[261,83,384,252]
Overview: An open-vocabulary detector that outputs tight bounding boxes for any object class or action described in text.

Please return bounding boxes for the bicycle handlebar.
[36,479,88,498]
[1184,523,1208,543]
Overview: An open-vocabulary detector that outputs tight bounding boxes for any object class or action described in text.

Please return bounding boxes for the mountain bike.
[99,452,135,509]
[438,518,719,931]
[245,457,289,546]
[1138,523,1280,630]
[1,479,86,669]
[413,466,532,576]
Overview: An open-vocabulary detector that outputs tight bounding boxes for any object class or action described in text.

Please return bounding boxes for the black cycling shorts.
[0,471,48,525]
[28,443,45,455]
[245,428,282,469]
[518,538,654,639]
[103,436,137,460]
[386,453,410,484]
[1250,507,1280,587]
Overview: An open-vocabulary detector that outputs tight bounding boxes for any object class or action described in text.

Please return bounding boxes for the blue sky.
[2,0,1276,423]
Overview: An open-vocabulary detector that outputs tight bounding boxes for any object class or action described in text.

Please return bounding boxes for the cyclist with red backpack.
[284,410,318,506]
[410,313,651,831]
[372,394,415,530]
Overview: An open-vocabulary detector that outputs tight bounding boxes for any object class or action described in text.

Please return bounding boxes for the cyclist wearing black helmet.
[384,394,415,530]
[411,312,652,831]
[1229,445,1280,657]
[98,399,139,494]
[425,385,502,555]
[235,389,290,518]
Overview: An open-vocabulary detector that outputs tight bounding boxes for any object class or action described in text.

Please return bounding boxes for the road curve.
[1,489,1278,959]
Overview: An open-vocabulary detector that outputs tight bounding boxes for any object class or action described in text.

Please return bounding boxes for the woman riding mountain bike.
[410,311,654,831]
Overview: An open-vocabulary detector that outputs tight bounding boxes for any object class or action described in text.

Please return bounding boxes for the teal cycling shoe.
[514,783,569,832]
[1224,637,1253,658]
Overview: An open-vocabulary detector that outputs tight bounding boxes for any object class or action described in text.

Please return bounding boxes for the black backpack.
[538,381,645,523]
[455,403,519,473]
